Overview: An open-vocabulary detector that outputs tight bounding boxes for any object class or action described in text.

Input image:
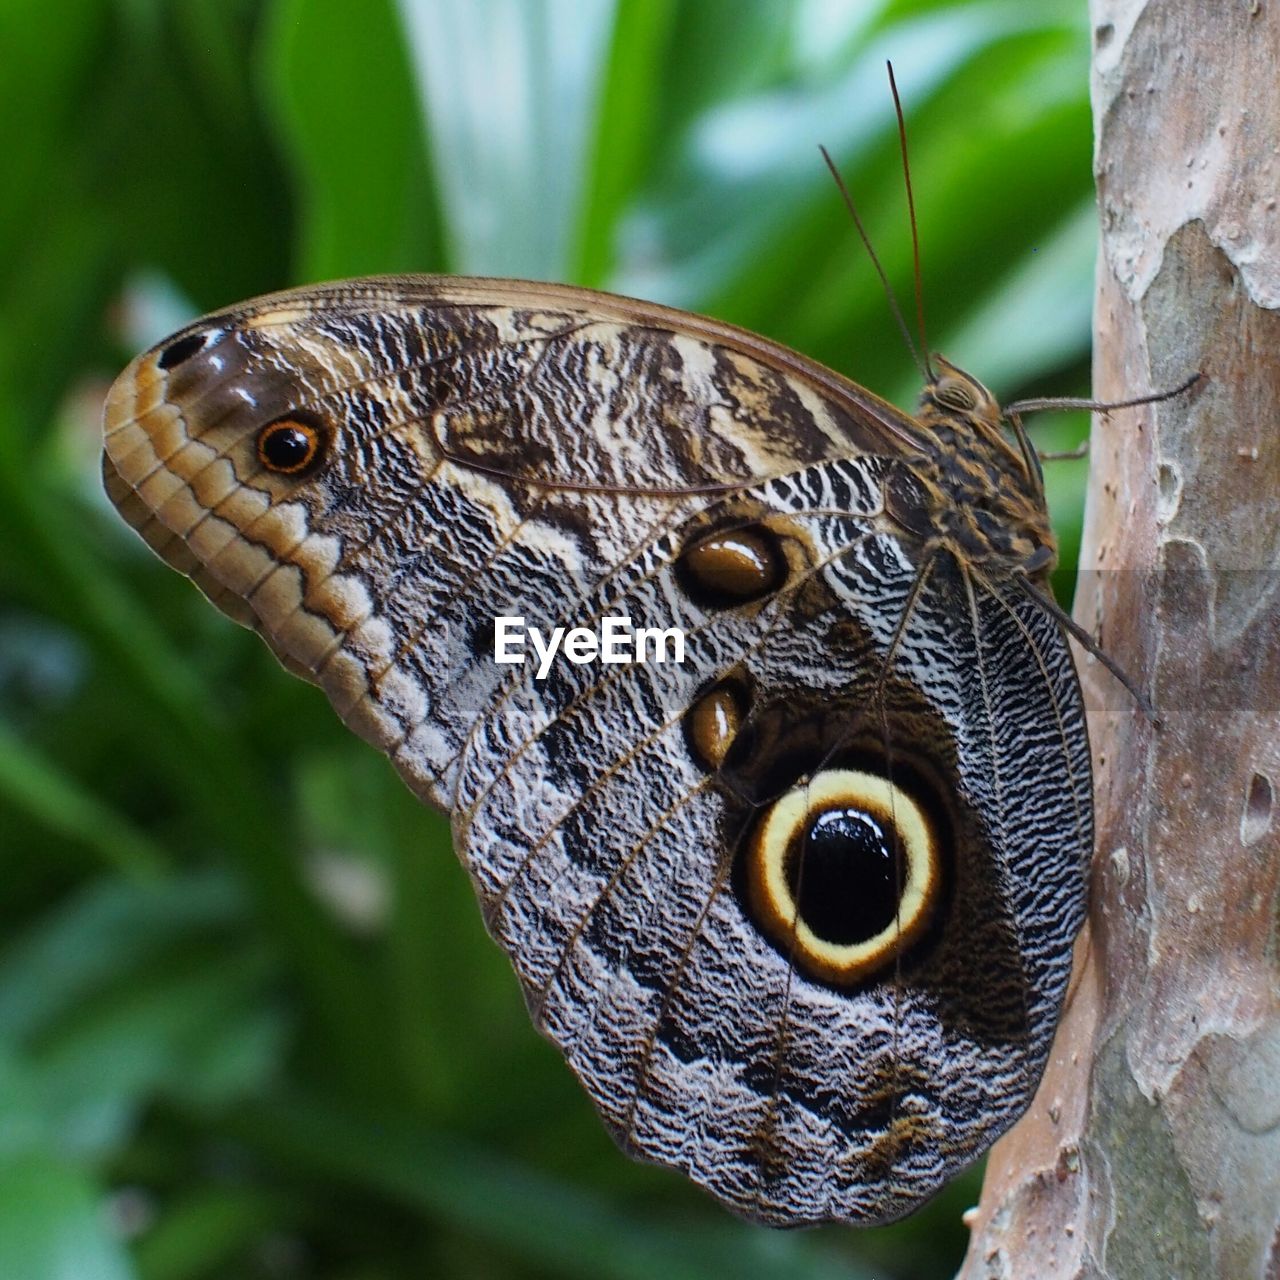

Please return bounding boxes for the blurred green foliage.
[0,1,1098,1276]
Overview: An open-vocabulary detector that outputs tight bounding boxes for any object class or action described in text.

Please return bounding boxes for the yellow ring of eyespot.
[745,767,941,986]
[256,418,322,475]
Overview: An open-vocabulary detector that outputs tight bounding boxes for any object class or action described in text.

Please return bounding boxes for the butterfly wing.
[457,490,1092,1224]
[102,276,914,800]
[102,276,1091,1224]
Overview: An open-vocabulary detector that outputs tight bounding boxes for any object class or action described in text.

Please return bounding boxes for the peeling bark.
[957,3,1280,1277]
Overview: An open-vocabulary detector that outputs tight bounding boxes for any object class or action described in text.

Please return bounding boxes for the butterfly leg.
[1007,570,1160,726]
[1038,438,1090,462]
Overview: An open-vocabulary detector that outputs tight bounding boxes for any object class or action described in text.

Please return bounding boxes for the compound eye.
[933,379,978,412]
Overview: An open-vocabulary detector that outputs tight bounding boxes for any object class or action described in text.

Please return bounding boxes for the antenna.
[886,62,933,379]
[819,146,926,379]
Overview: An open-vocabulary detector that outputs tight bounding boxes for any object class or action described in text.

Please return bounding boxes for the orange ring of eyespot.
[745,768,942,987]
[256,417,323,475]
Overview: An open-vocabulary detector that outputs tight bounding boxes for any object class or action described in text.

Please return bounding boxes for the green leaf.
[0,721,167,882]
[921,201,1098,399]
[0,872,241,1044]
[0,1154,136,1280]
[264,0,444,279]
[573,0,680,286]
[0,873,287,1172]
[224,1093,872,1280]
[133,1187,294,1280]
[396,0,618,277]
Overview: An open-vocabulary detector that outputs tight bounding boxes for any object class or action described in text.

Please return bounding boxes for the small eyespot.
[157,331,208,370]
[676,524,787,609]
[685,678,750,772]
[256,413,327,476]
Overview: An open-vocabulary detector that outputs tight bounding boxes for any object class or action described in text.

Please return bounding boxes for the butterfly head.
[918,356,1002,429]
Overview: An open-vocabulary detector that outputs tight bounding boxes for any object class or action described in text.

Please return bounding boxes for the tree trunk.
[957,4,1280,1277]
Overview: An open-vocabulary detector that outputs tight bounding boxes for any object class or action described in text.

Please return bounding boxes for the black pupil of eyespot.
[787,807,904,945]
[262,425,313,470]
[158,332,206,370]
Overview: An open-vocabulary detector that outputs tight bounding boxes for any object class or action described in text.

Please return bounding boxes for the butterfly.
[102,271,1107,1226]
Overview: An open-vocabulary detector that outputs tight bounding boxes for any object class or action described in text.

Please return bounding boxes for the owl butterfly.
[101,148,1190,1219]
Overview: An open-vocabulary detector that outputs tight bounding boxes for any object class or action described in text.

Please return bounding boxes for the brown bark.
[957,4,1280,1277]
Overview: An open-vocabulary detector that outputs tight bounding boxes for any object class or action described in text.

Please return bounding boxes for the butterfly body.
[103,276,1091,1226]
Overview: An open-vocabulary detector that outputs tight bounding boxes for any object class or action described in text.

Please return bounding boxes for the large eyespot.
[744,768,942,986]
[676,524,787,608]
[256,413,327,476]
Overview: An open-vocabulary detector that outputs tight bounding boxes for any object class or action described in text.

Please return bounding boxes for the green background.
[0,1,1098,1276]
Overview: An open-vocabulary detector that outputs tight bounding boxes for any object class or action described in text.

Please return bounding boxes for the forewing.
[102,275,912,808]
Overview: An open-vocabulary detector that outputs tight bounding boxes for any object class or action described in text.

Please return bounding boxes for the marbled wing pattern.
[102,276,1092,1226]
